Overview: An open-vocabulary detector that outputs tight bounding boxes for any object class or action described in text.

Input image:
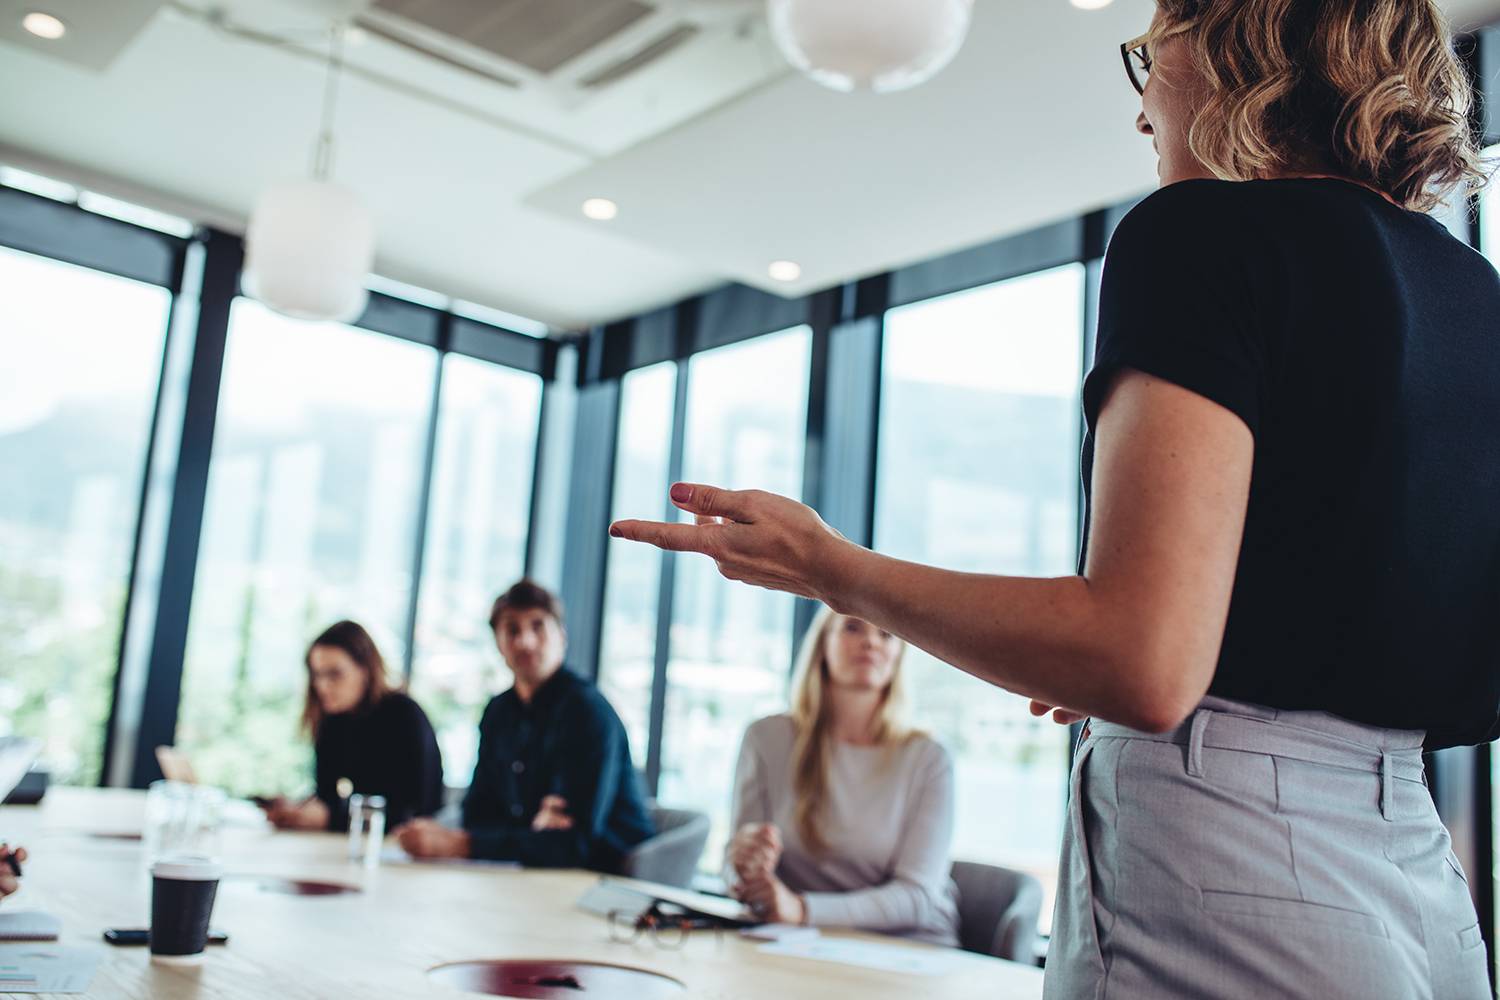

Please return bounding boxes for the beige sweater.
[726,714,960,946]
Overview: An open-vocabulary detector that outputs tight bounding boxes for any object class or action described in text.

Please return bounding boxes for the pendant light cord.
[311,23,346,181]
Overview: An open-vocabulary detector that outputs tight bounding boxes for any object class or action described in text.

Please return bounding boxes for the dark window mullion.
[98,241,192,787]
[643,354,691,798]
[124,228,242,787]
[400,314,453,680]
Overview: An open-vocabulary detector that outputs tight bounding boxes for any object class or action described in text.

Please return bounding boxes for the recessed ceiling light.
[21,11,66,39]
[768,260,802,282]
[581,197,618,221]
[1069,0,1114,8]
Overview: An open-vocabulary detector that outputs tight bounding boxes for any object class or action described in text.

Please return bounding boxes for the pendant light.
[767,0,973,94]
[243,25,375,323]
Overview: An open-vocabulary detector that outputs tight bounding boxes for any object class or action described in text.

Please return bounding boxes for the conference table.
[2,788,1044,999]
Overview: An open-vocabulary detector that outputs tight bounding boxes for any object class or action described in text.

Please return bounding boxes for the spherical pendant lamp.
[767,0,973,93]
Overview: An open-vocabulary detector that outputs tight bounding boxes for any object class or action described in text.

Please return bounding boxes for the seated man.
[395,580,654,871]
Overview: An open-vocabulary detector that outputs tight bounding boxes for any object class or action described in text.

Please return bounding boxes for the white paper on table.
[0,944,100,993]
[739,923,821,944]
[378,846,520,869]
[757,937,960,977]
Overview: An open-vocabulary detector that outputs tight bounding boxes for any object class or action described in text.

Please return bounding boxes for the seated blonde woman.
[725,607,959,945]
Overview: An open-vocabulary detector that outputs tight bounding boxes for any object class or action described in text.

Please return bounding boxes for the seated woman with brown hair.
[261,621,444,832]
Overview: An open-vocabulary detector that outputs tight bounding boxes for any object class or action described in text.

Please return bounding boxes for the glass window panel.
[409,354,543,785]
[176,299,437,796]
[0,247,171,784]
[657,328,811,865]
[597,362,678,767]
[875,263,1085,927]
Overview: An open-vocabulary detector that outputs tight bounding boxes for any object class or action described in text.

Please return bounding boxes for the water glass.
[346,794,386,866]
[143,781,226,865]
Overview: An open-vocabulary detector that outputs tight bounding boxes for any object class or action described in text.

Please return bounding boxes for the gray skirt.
[1043,696,1489,999]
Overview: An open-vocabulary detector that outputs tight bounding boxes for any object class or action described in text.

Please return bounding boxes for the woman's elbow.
[1109,650,1212,734]
[1120,696,1194,735]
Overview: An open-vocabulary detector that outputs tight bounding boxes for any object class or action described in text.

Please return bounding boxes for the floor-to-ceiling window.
[596,361,678,767]
[656,328,811,862]
[0,246,172,785]
[409,356,543,785]
[874,264,1086,924]
[175,299,438,796]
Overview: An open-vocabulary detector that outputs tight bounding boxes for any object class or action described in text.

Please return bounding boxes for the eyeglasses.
[1120,32,1152,95]
[607,905,721,950]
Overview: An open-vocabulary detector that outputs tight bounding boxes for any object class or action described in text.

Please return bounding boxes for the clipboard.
[577,875,757,926]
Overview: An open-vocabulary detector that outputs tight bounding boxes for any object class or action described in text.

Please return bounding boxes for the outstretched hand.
[609,483,853,605]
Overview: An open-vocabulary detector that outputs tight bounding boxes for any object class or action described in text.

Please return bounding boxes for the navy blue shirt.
[461,667,654,869]
[1081,179,1500,749]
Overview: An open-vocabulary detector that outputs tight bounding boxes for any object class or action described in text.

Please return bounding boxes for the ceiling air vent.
[577,24,700,90]
[353,0,767,118]
[366,0,717,94]
[370,0,654,74]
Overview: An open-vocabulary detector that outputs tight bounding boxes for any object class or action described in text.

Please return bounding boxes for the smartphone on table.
[103,929,229,946]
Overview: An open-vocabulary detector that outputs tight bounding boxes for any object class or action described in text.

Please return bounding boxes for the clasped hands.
[394,795,574,859]
[727,823,806,926]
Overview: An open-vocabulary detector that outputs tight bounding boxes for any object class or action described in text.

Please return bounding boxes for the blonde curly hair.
[1151,0,1488,211]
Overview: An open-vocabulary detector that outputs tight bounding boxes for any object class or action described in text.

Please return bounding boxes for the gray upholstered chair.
[619,805,711,888]
[950,860,1044,964]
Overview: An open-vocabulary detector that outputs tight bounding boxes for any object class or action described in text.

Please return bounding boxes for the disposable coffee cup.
[149,857,222,963]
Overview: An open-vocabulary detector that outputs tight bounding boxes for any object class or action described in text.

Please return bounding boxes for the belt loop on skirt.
[1186,708,1212,778]
[1380,751,1395,821]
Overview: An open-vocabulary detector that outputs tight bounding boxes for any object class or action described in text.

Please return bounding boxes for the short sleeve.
[1084,182,1267,437]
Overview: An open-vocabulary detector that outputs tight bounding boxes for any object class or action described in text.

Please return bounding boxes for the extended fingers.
[668,483,756,522]
[609,519,720,554]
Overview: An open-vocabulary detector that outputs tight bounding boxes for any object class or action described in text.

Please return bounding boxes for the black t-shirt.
[314,691,445,830]
[1081,178,1500,749]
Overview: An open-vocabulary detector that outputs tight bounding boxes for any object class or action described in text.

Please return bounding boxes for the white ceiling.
[2,0,1497,330]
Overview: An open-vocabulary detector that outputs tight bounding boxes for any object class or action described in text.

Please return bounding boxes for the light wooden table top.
[1,788,1044,999]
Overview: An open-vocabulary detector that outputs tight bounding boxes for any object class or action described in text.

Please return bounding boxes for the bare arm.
[611,371,1253,733]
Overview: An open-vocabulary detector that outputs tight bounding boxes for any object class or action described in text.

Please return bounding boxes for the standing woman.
[262,621,445,833]
[612,0,1500,995]
[725,607,960,946]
